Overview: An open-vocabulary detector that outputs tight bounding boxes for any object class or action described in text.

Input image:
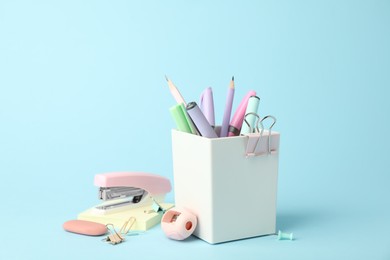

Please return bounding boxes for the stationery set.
[63,76,285,245]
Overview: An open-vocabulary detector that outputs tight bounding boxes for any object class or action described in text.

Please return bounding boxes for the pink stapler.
[92,172,171,215]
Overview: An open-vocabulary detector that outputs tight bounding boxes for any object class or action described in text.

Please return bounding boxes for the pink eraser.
[63,220,107,236]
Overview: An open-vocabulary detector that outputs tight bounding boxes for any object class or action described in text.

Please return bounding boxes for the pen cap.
[181,104,198,135]
[240,96,260,134]
[228,90,256,136]
[169,104,192,133]
[186,102,218,138]
[199,87,215,127]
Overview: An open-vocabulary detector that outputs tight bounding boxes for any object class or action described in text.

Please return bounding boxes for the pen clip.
[199,89,206,109]
[199,87,215,128]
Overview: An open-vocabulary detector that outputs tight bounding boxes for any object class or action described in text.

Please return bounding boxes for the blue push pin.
[277,230,293,240]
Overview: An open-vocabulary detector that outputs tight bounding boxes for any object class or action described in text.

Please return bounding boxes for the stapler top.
[93,172,172,213]
[94,172,171,195]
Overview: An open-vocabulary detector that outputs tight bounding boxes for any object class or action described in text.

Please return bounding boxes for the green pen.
[180,103,197,134]
[169,103,193,134]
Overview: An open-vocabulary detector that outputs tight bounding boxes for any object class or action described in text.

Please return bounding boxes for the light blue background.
[1,0,389,259]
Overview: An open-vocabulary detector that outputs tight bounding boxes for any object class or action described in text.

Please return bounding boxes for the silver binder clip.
[259,115,277,154]
[244,114,277,157]
[243,112,262,134]
[244,113,264,157]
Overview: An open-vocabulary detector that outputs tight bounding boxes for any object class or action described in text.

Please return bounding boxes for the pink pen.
[228,90,257,136]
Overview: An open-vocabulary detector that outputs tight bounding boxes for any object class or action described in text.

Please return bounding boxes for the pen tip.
[165,75,169,81]
[232,76,234,81]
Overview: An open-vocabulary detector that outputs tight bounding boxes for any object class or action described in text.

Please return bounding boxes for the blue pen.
[240,96,260,134]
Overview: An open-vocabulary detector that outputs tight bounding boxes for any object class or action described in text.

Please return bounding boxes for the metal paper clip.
[103,224,124,245]
[260,115,276,154]
[120,217,136,236]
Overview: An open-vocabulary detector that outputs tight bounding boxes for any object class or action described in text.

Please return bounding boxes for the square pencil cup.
[171,127,280,244]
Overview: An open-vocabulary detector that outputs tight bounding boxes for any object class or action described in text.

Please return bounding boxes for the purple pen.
[186,102,218,138]
[199,87,215,128]
[220,77,235,137]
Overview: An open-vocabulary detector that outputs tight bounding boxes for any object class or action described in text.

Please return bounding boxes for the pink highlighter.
[228,90,256,136]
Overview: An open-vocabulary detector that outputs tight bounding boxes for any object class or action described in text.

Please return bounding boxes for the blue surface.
[1,0,390,259]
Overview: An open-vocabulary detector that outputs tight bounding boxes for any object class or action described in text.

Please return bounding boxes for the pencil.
[165,75,186,105]
[220,76,235,137]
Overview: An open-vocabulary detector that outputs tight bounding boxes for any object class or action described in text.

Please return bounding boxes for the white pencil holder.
[171,128,280,244]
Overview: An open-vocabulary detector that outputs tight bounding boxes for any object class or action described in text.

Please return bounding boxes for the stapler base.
[78,203,174,231]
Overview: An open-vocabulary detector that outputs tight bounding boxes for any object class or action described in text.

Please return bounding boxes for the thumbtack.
[277,230,293,240]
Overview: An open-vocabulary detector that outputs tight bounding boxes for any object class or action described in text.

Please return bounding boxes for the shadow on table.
[276,209,330,231]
